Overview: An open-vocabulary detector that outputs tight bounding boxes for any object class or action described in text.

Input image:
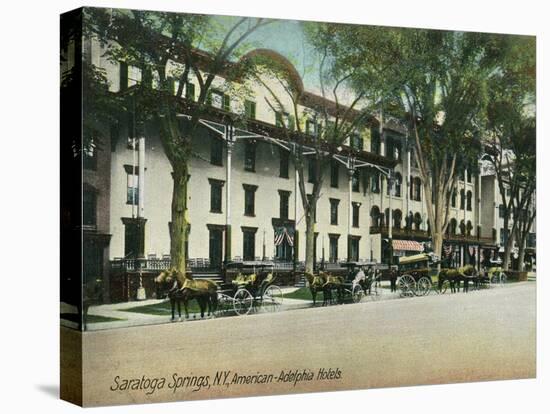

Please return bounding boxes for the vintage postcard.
[60,6,536,407]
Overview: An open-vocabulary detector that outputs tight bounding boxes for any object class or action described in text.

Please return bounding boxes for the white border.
[0,1,546,413]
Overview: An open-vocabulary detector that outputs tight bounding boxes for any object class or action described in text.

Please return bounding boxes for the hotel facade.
[68,37,534,302]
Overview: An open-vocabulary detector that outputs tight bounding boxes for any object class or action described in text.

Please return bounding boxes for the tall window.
[119,61,128,91]
[499,204,505,218]
[371,171,380,193]
[244,141,256,172]
[126,171,138,205]
[460,189,465,210]
[275,111,294,130]
[329,235,339,263]
[466,191,472,211]
[279,190,290,219]
[209,179,224,213]
[243,184,257,216]
[351,133,364,151]
[185,82,195,101]
[242,227,257,261]
[386,137,402,160]
[460,220,466,235]
[330,198,339,225]
[350,237,360,261]
[279,149,289,178]
[352,170,360,192]
[306,119,318,136]
[370,127,381,155]
[244,100,256,119]
[394,173,402,197]
[330,160,339,188]
[449,218,457,235]
[83,187,97,227]
[414,213,422,230]
[393,210,402,229]
[466,169,472,183]
[370,206,381,227]
[210,137,223,166]
[208,90,230,111]
[352,202,360,228]
[414,177,422,201]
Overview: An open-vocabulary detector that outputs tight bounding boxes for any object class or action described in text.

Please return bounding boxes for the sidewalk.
[74,285,400,331]
[64,281,524,331]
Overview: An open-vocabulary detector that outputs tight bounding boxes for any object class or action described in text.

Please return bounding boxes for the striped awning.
[392,240,424,252]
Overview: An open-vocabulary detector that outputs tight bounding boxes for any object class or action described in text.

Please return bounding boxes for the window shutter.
[223,94,231,111]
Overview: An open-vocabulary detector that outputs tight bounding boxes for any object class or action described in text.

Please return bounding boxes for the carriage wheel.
[438,280,449,294]
[352,284,364,303]
[233,289,254,315]
[263,285,283,311]
[397,274,416,297]
[416,277,432,296]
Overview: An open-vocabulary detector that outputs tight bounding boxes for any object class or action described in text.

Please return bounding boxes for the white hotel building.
[73,38,530,302]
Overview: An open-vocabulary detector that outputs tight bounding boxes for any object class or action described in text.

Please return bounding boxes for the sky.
[212,15,323,93]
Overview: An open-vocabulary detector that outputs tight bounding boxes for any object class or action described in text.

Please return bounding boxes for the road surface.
[62,282,536,406]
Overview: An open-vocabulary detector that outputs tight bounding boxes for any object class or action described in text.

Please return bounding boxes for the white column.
[138,136,145,218]
[348,168,353,237]
[295,166,299,223]
[407,147,411,216]
[388,176,393,241]
[226,141,233,227]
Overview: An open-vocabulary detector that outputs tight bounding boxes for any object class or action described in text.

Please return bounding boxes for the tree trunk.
[304,211,316,274]
[170,164,189,282]
[517,239,526,272]
[432,232,443,263]
[502,222,516,270]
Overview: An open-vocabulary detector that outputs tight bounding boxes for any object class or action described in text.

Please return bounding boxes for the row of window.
[450,189,473,211]
[209,227,360,263]
[210,137,427,201]
[448,218,475,236]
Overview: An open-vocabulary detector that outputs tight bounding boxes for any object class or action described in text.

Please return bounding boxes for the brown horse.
[155,269,217,321]
[322,273,345,304]
[304,272,327,306]
[180,277,218,318]
[439,265,477,293]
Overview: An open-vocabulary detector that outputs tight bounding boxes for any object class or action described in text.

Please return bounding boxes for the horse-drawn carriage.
[395,253,504,297]
[218,262,283,316]
[339,261,382,302]
[303,261,382,305]
[396,253,448,297]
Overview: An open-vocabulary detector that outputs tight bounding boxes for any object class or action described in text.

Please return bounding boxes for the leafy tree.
[86,9,271,275]
[247,23,377,273]
[484,35,536,269]
[320,25,510,259]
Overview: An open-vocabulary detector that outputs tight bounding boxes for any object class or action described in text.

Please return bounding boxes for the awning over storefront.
[392,239,423,252]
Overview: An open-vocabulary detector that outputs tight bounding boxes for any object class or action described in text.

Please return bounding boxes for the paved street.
[72,282,536,406]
